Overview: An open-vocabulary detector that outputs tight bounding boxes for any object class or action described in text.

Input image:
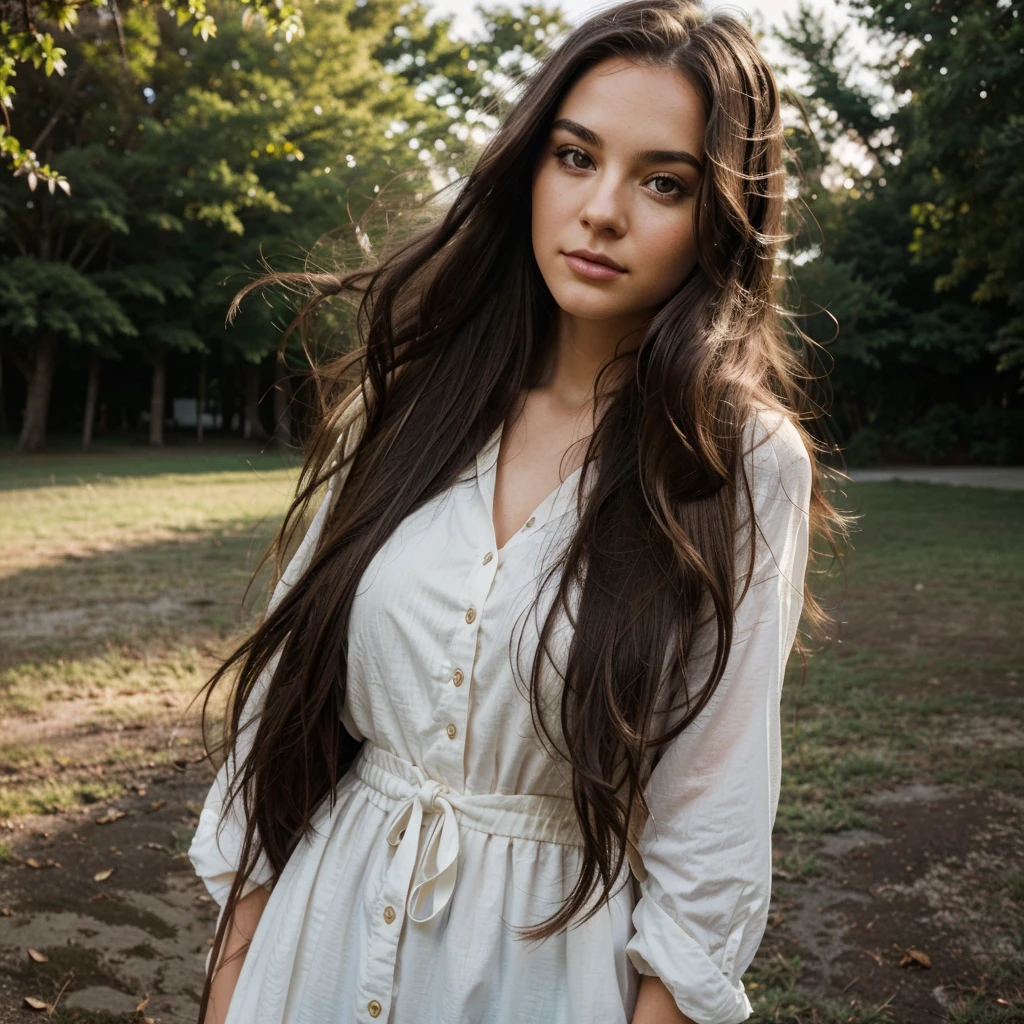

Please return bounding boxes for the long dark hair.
[198,0,850,1015]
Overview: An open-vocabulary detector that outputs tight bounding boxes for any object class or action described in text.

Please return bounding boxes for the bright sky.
[429,0,851,41]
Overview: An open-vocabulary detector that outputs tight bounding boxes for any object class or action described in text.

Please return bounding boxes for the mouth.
[562,249,627,281]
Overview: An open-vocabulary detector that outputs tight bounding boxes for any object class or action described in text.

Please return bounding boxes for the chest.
[491,395,592,552]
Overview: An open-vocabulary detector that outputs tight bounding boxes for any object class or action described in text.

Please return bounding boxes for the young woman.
[189,2,848,1022]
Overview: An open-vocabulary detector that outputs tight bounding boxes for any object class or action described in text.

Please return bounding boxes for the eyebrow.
[550,118,703,174]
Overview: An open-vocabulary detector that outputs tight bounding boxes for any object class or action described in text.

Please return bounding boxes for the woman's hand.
[204,886,272,1024]
[631,974,695,1024]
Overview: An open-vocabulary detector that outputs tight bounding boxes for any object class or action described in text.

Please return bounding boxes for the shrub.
[896,403,968,463]
[842,427,884,468]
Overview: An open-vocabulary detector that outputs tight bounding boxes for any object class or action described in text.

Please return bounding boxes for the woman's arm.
[623,410,812,1024]
[203,886,272,1024]
[632,975,696,1024]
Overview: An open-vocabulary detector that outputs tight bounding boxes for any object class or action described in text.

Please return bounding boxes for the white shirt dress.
[189,400,812,1024]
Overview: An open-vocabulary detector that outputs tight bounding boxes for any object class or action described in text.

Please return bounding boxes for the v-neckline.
[475,419,586,556]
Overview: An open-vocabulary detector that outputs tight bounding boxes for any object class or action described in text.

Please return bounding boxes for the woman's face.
[531,57,706,329]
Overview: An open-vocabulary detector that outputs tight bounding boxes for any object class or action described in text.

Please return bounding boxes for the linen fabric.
[189,398,812,1024]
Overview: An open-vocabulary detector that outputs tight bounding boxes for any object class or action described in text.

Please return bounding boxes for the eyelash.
[552,144,688,201]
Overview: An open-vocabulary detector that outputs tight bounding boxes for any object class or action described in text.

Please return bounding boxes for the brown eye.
[650,175,680,196]
[555,146,593,171]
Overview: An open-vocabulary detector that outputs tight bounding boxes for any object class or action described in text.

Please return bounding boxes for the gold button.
[383,905,395,924]
[525,516,536,528]
[483,551,493,565]
[465,607,476,624]
[452,668,464,687]
[446,723,457,739]
[368,1001,382,1018]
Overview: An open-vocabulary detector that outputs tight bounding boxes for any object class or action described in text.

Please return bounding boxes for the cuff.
[625,892,753,1024]
[188,803,274,908]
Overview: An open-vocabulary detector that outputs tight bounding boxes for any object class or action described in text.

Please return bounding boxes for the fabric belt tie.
[354,743,584,925]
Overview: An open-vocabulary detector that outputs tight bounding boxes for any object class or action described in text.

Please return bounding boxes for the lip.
[562,249,626,281]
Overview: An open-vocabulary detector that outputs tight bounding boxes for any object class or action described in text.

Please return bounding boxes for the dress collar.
[474,421,593,554]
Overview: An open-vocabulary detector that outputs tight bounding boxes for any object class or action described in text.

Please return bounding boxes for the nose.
[578,173,627,238]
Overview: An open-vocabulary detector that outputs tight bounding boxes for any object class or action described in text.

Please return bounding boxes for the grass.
[1,453,1022,1021]
[0,450,303,825]
[776,481,1024,841]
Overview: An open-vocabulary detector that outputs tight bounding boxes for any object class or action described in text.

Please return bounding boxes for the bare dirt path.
[0,755,217,1022]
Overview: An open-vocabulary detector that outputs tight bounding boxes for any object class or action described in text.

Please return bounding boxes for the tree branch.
[31,62,89,155]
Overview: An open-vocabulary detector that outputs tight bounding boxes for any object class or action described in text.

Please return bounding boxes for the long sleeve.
[188,393,368,908]
[624,409,812,1024]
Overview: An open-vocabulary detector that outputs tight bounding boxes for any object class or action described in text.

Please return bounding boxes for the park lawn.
[777,482,1024,840]
[753,482,1024,1024]
[0,455,1020,1022]
[0,450,303,820]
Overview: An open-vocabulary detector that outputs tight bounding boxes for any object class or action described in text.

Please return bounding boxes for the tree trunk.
[0,354,7,435]
[243,361,268,442]
[82,352,101,451]
[274,356,293,449]
[16,334,58,453]
[220,364,235,435]
[197,354,206,444]
[150,349,166,447]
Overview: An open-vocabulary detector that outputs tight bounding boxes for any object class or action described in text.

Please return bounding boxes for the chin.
[548,284,635,323]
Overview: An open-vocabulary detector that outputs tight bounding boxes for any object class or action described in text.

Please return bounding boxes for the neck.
[537,309,646,412]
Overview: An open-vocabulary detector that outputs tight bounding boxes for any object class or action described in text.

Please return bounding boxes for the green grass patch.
[0,779,124,819]
[744,953,893,1023]
[776,482,1024,839]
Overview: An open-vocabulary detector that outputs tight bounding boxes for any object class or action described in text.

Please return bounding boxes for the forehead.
[553,57,706,158]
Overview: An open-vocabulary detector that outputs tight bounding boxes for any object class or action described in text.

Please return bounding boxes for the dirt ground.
[0,740,218,1022]
[763,783,1024,1023]
[1,458,1021,1023]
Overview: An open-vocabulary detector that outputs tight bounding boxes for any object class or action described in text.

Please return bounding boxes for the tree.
[0,0,302,189]
[1,1,568,450]
[847,0,1024,383]
[773,3,1013,455]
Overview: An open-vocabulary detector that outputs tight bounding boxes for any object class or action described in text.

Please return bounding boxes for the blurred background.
[0,1,1021,1022]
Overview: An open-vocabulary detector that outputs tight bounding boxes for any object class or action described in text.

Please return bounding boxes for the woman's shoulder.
[740,403,812,507]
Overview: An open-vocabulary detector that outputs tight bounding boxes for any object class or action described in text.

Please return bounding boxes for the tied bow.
[384,777,460,923]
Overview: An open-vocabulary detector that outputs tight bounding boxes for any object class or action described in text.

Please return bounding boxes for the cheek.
[636,208,698,288]
[531,166,568,243]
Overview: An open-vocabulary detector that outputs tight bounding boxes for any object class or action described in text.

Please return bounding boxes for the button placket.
[358,864,411,1023]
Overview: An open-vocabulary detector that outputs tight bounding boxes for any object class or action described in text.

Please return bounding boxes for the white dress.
[189,399,812,1024]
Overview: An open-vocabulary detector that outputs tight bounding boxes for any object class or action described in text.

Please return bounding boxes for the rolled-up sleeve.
[625,410,812,1024]
[188,395,367,908]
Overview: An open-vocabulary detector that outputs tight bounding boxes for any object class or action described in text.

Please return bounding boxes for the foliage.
[0,0,567,449]
[846,0,1024,379]
[774,2,1020,464]
[0,0,302,188]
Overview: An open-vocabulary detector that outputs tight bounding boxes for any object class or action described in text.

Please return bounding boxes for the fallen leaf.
[23,996,50,1011]
[898,948,931,969]
[25,858,41,869]
[93,868,115,882]
[136,995,151,1012]
[27,949,48,963]
[149,800,166,812]
[96,809,126,825]
[0,907,13,916]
